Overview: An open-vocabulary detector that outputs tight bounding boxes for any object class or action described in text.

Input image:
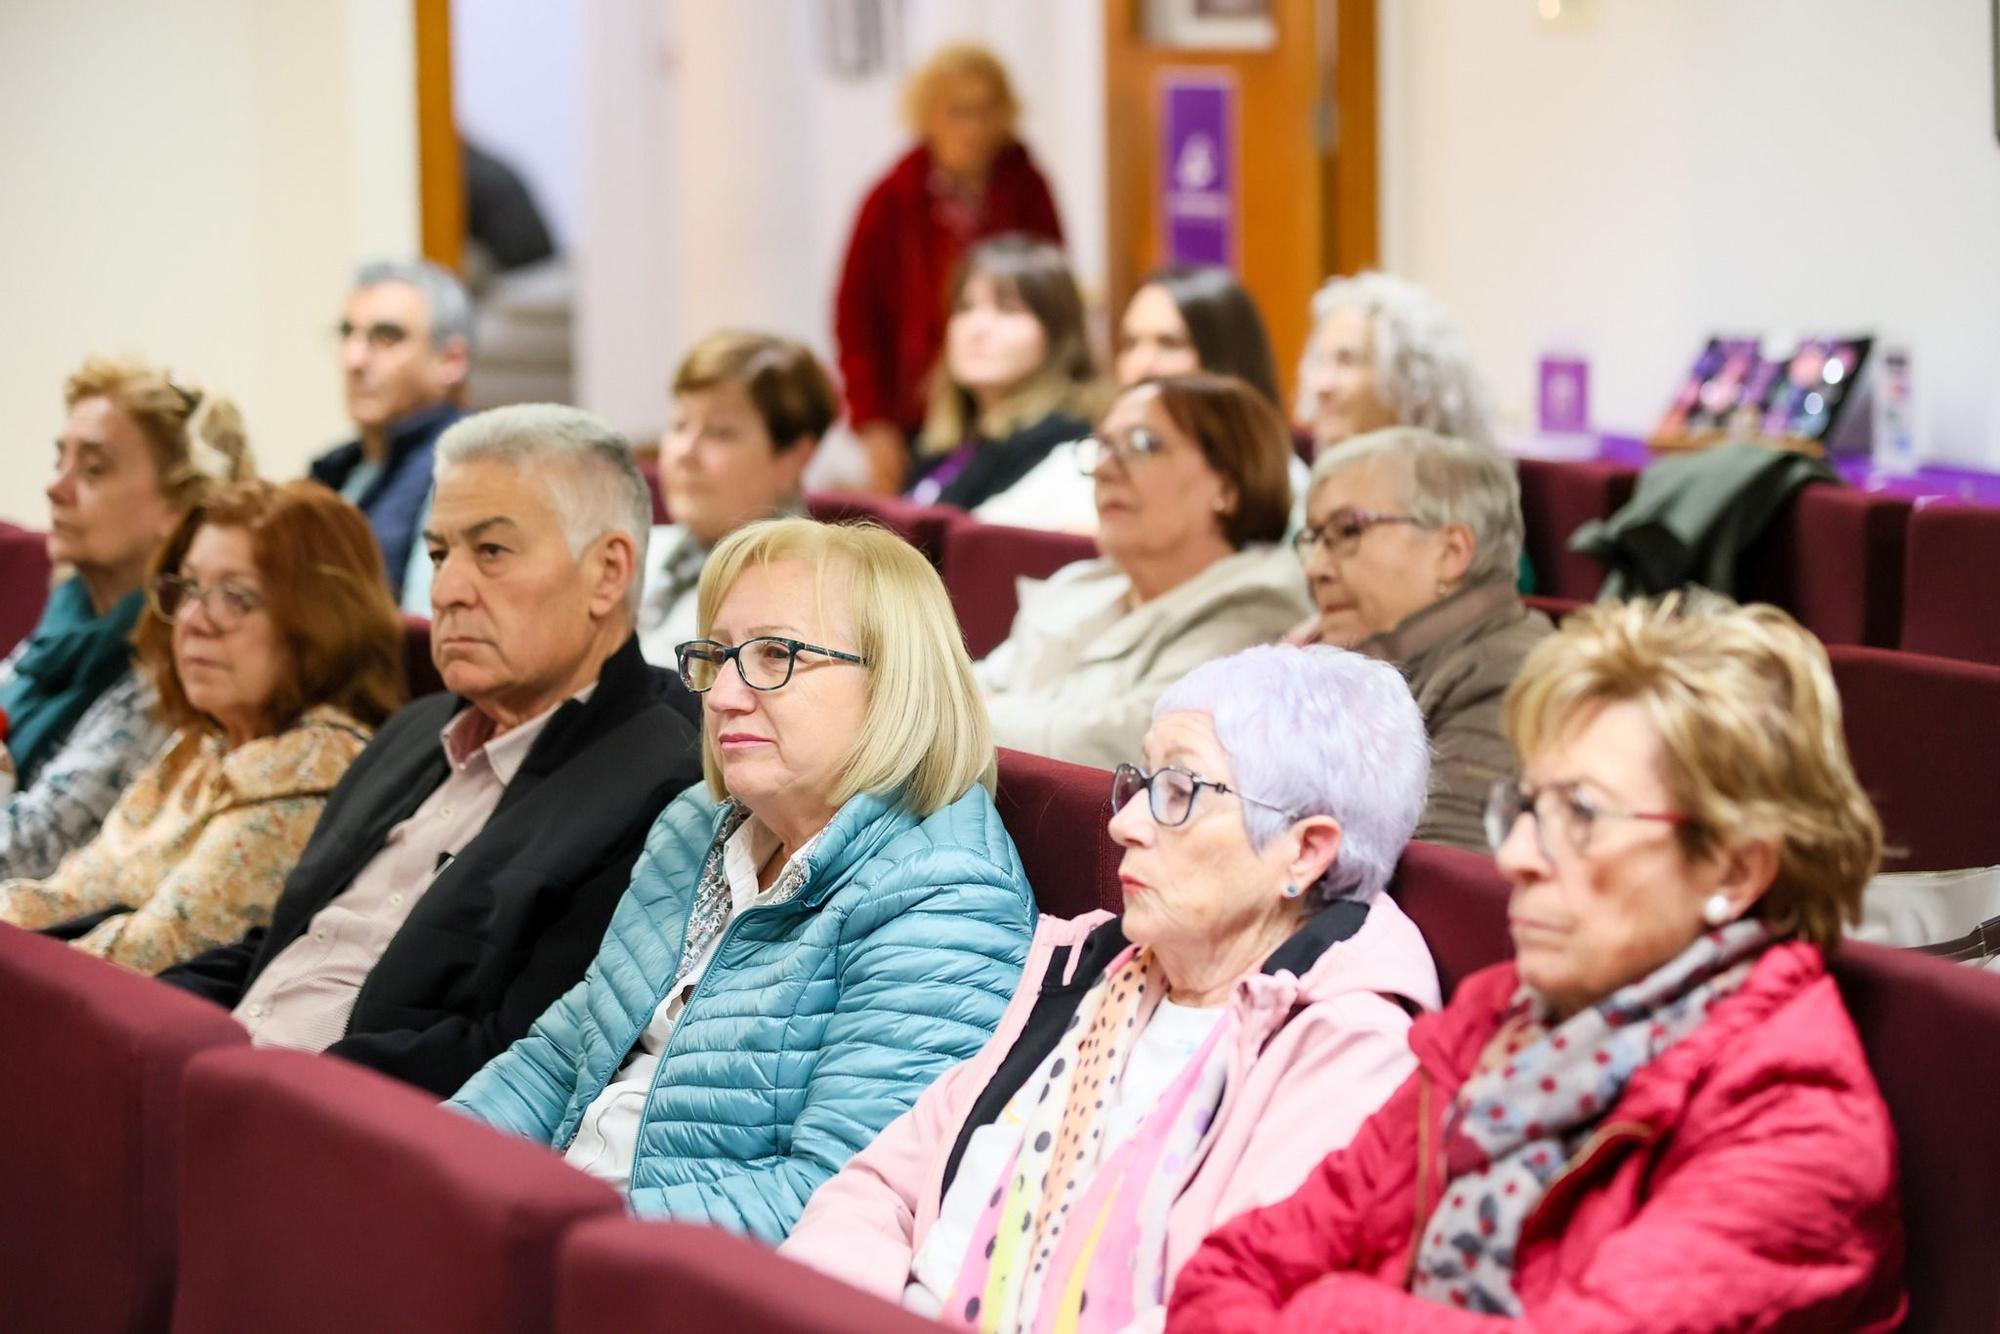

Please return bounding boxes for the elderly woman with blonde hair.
[452,517,1035,1241]
[1174,595,1904,1332]
[1291,427,1552,851]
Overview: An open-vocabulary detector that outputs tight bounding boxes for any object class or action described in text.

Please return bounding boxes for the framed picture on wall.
[1143,0,1277,51]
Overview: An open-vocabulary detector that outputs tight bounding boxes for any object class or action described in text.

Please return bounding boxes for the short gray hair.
[351,258,474,352]
[434,404,652,615]
[1154,643,1430,903]
[1300,271,1493,445]
[1308,427,1525,587]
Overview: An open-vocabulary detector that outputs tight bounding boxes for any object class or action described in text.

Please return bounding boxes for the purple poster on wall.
[1159,70,1236,267]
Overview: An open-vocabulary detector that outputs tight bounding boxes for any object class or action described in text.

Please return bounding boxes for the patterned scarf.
[944,946,1232,1334]
[1412,918,1773,1315]
[670,802,817,989]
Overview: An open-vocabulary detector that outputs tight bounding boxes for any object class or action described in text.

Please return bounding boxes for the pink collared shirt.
[235,687,593,1052]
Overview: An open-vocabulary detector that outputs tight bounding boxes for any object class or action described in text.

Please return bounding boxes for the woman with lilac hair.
[783,643,1441,1333]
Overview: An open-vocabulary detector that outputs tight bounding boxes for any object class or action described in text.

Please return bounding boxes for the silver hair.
[1307,427,1525,588]
[433,404,651,615]
[351,258,474,351]
[1299,271,1494,446]
[1153,643,1430,904]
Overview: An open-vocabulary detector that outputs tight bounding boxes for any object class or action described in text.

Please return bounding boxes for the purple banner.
[1159,71,1236,267]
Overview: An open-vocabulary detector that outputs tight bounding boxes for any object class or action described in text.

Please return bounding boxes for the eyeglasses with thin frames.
[1292,508,1426,559]
[1074,426,1166,476]
[1483,777,1690,863]
[675,636,868,694]
[1110,762,1299,828]
[149,574,266,630]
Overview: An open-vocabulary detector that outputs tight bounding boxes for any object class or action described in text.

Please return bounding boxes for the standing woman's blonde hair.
[695,517,995,814]
[64,355,256,505]
[899,43,1020,135]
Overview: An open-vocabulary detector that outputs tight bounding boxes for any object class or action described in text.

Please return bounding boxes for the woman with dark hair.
[978,265,1298,534]
[0,480,405,974]
[903,233,1106,512]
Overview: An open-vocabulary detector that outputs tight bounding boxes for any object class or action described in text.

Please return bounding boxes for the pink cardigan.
[781,897,1442,1312]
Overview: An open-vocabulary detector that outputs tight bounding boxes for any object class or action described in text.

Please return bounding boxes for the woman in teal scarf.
[0,355,251,878]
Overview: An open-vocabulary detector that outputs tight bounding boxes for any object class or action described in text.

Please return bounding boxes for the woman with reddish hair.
[0,480,405,974]
[835,43,1064,493]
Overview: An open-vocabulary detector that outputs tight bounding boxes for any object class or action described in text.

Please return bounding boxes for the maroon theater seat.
[172,1046,621,1334]
[1522,593,1587,623]
[940,520,1097,658]
[1388,840,1513,999]
[1832,943,2000,1333]
[805,491,956,566]
[1514,458,1638,601]
[403,614,449,698]
[1901,505,2000,667]
[635,457,669,524]
[0,923,247,1334]
[0,521,53,656]
[1737,483,1911,648]
[557,1217,944,1334]
[994,748,1122,918]
[1828,645,2000,873]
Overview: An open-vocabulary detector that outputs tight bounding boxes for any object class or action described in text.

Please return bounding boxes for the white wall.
[572,0,1106,474]
[1379,0,2000,466]
[0,0,418,526]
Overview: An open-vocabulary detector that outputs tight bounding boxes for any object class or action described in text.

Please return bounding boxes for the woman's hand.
[1281,613,1322,648]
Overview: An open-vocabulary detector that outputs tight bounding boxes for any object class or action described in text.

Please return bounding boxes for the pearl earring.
[1702,892,1733,927]
[1280,882,1302,900]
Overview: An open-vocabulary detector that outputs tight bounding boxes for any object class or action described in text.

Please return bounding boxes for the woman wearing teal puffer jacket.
[450,517,1035,1242]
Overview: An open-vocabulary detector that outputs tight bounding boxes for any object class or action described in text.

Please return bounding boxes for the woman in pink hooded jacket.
[782,643,1442,1332]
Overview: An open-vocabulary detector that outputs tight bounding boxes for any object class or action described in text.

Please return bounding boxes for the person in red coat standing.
[1169,594,1906,1333]
[835,44,1064,493]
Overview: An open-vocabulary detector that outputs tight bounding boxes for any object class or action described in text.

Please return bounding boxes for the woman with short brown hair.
[0,480,404,974]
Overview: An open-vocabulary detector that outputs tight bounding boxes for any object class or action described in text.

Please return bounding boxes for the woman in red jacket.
[1169,594,1906,1332]
[835,43,1063,493]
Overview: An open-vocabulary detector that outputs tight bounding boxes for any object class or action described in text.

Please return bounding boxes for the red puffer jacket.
[1168,941,1905,1332]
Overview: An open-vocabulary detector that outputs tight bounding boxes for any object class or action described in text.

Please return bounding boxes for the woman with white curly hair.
[1296,271,1495,454]
[784,642,1441,1334]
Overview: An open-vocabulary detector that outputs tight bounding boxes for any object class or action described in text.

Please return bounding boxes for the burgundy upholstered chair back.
[1521,593,1587,623]
[1387,840,1514,1000]
[557,1217,943,1334]
[1828,645,2000,872]
[402,614,449,698]
[1736,483,1911,648]
[172,1046,622,1334]
[1831,944,2000,1333]
[0,924,247,1334]
[0,521,54,656]
[941,520,1098,659]
[1514,458,1639,601]
[635,456,669,524]
[805,491,956,566]
[1901,505,2000,667]
[994,748,1123,918]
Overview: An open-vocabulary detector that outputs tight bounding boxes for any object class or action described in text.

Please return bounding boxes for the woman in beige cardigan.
[975,373,1308,770]
[1288,427,1552,851]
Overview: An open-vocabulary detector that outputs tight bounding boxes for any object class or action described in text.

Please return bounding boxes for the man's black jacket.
[160,634,704,1097]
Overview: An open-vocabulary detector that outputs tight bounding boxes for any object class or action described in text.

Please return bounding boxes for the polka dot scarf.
[945,945,1231,1333]
[1411,917,1773,1315]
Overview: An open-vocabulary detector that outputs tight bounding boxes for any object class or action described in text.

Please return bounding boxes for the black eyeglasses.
[1110,763,1298,828]
[149,574,266,629]
[1483,778,1689,863]
[1074,426,1166,476]
[1292,508,1425,558]
[675,636,868,693]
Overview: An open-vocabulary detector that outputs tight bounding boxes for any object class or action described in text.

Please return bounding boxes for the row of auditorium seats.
[2,748,1997,1332]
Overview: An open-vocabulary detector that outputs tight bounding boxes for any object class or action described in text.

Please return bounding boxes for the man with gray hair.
[309,258,473,597]
[165,405,704,1096]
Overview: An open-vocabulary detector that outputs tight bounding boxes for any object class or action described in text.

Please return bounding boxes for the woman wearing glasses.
[1173,597,1903,1332]
[0,480,403,973]
[783,642,1439,1331]
[451,517,1035,1242]
[976,373,1309,770]
[0,355,252,882]
[1291,427,1551,851]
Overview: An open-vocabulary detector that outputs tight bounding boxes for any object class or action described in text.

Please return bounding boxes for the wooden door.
[1103,0,1377,406]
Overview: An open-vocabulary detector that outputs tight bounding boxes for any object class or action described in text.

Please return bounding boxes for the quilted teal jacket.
[449,781,1034,1241]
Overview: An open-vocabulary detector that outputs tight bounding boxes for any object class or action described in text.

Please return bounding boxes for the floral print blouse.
[0,705,372,974]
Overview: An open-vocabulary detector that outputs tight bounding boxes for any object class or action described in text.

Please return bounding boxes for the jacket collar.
[493,633,661,784]
[1356,577,1522,675]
